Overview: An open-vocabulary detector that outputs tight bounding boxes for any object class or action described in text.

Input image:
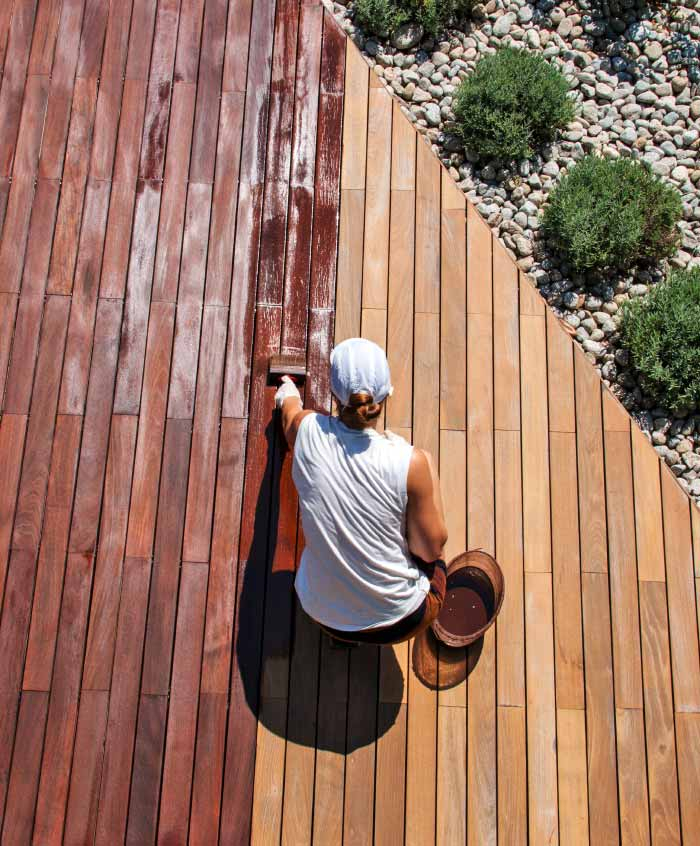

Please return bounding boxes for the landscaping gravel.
[330,0,700,505]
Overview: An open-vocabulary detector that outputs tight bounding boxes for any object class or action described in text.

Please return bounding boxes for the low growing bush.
[452,47,575,161]
[542,155,682,272]
[619,268,700,414]
[353,0,473,39]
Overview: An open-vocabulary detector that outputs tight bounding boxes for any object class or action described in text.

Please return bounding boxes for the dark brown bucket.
[431,550,505,647]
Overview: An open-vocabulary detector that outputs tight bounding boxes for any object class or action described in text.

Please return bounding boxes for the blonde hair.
[337,391,383,430]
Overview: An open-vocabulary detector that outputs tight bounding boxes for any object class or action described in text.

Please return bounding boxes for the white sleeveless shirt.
[292,413,430,631]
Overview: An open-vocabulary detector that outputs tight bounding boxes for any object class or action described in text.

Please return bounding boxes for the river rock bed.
[329,0,700,503]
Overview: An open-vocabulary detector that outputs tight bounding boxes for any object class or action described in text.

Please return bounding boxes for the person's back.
[274,337,448,644]
[292,414,429,630]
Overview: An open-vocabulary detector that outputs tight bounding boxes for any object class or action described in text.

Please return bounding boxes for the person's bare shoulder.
[407,447,433,496]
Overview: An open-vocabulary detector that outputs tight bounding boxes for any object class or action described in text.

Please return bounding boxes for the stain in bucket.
[436,567,495,637]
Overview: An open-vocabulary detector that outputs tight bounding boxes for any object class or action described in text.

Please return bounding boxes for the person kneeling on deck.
[274,337,448,646]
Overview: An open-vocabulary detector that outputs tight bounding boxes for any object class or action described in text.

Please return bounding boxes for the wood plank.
[374,704,407,846]
[124,301,175,560]
[141,418,192,696]
[0,549,36,818]
[525,572,558,846]
[28,0,65,76]
[281,605,321,846]
[440,179,466,431]
[604,425,644,709]
[201,417,247,694]
[76,0,109,79]
[436,706,466,846]
[519,271,544,316]
[173,0,204,84]
[0,1,16,78]
[12,294,69,552]
[183,306,227,562]
[386,189,414,429]
[58,178,112,414]
[413,311,439,460]
[250,700,288,846]
[495,429,525,707]
[221,181,263,417]
[17,176,59,300]
[343,646,379,846]
[581,571,620,843]
[68,298,122,554]
[222,0,252,93]
[124,0,158,81]
[204,91,244,306]
[615,708,651,846]
[574,345,608,573]
[309,89,343,312]
[493,236,520,432]
[312,637,348,846]
[334,188,365,343]
[0,176,35,293]
[546,309,575,432]
[466,203,491,315]
[639,581,681,846]
[46,77,98,294]
[602,386,630,432]
[660,469,700,712]
[414,138,440,314]
[440,428,466,564]
[82,414,138,690]
[189,0,226,183]
[1,690,48,843]
[125,695,167,846]
[89,0,134,180]
[157,562,208,845]
[112,78,148,183]
[676,713,700,843]
[39,0,90,180]
[236,0,276,187]
[32,552,93,845]
[150,81,196,302]
[497,705,527,845]
[281,184,314,353]
[112,180,162,413]
[0,292,18,408]
[467,627,497,846]
[550,431,585,710]
[11,72,49,179]
[341,42,368,191]
[94,557,151,846]
[390,99,415,191]
[290,3,322,190]
[0,415,27,606]
[520,313,551,573]
[632,425,665,582]
[0,0,39,176]
[556,708,589,846]
[3,293,44,413]
[190,691,228,846]
[98,181,136,300]
[467,311,494,551]
[22,414,81,691]
[691,497,699,577]
[62,689,109,846]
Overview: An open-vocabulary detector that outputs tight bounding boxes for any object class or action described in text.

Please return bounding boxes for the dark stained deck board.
[1,3,698,844]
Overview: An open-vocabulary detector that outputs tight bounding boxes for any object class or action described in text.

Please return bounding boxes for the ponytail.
[338,391,382,429]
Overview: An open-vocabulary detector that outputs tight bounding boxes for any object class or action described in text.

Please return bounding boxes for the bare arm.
[279,396,313,448]
[405,448,448,562]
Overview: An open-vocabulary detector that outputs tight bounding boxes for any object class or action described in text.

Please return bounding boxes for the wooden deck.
[0,1,698,843]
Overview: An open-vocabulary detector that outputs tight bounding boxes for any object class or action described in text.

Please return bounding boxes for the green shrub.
[353,0,473,39]
[452,47,575,161]
[619,268,700,414]
[542,155,682,273]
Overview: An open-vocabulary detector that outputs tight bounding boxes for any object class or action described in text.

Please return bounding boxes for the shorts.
[320,557,447,646]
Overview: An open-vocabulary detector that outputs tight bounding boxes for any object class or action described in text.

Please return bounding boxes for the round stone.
[391,23,424,51]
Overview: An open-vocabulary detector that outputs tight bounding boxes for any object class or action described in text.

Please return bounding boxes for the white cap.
[330,338,393,406]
